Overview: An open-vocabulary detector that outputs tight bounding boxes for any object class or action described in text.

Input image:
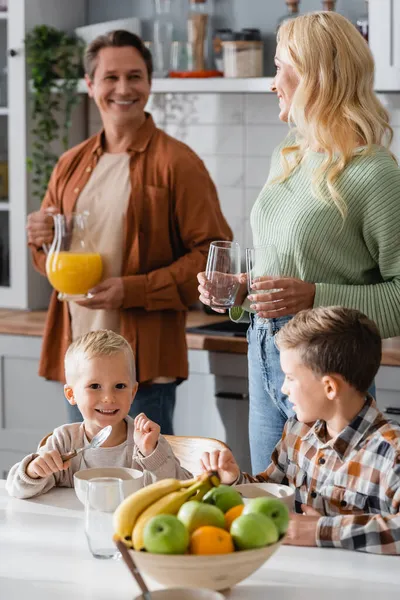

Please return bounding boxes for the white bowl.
[75,18,141,46]
[234,482,295,511]
[134,589,224,600]
[74,467,143,505]
[129,541,283,591]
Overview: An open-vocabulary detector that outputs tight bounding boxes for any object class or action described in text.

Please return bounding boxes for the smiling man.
[27,31,232,432]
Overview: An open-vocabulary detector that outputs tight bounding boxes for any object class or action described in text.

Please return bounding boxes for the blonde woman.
[198,12,400,473]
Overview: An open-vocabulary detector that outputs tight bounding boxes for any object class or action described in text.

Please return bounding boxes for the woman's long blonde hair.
[275,11,395,218]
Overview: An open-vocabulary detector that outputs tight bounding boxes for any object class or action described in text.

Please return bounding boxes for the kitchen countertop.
[1,482,399,600]
[0,308,399,366]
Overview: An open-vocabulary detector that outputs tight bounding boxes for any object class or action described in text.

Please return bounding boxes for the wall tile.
[245,94,282,125]
[165,124,244,157]
[217,186,245,223]
[245,187,262,214]
[378,94,400,127]
[243,219,253,250]
[245,124,287,157]
[389,127,400,160]
[202,156,244,188]
[245,157,270,189]
[147,93,244,125]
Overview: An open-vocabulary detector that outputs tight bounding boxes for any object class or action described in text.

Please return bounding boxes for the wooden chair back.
[38,432,228,475]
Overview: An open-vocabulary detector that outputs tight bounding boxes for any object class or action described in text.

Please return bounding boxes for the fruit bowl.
[128,540,283,591]
[74,467,143,505]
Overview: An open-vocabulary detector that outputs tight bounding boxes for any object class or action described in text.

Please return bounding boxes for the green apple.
[243,497,290,536]
[177,501,225,533]
[230,513,279,550]
[202,485,244,513]
[143,514,189,554]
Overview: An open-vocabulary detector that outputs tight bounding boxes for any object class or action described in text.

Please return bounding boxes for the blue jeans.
[65,381,177,435]
[247,314,376,475]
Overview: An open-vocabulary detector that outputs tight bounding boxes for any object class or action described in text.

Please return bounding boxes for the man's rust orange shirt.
[30,115,232,383]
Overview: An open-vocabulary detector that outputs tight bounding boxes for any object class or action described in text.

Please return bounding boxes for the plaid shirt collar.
[301,394,380,461]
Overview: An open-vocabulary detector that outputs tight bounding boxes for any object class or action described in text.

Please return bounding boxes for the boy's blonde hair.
[274,11,395,219]
[276,307,381,394]
[64,330,136,384]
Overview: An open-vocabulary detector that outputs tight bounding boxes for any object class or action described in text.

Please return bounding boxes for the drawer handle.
[384,407,400,415]
[215,392,249,400]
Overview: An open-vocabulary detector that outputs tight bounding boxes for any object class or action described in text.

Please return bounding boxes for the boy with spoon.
[6,330,192,498]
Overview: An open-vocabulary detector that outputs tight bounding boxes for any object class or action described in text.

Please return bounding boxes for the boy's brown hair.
[84,30,153,81]
[275,306,382,394]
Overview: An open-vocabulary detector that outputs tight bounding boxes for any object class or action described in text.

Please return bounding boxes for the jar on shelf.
[276,0,300,31]
[356,1,369,43]
[212,28,233,72]
[188,0,209,71]
[222,32,263,78]
[153,0,174,77]
[321,0,336,10]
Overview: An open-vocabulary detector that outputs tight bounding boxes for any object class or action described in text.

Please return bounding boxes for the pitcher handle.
[42,209,58,255]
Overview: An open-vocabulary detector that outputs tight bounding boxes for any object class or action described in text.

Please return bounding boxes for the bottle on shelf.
[188,0,209,71]
[356,1,369,43]
[322,0,336,10]
[153,0,174,77]
[276,1,300,31]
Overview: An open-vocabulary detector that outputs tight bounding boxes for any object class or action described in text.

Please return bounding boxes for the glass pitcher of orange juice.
[45,212,103,301]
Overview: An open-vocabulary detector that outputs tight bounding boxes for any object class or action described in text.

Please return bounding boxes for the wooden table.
[1,482,399,600]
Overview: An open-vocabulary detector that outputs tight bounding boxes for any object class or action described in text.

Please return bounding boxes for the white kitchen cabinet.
[0,333,66,479]
[1,0,86,309]
[375,365,400,425]
[174,350,252,473]
[369,0,400,91]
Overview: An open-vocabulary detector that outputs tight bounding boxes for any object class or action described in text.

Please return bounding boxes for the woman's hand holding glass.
[197,271,248,313]
[248,276,316,319]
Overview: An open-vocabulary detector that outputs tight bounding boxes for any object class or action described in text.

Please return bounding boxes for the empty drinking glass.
[205,241,241,310]
[246,244,281,295]
[85,477,124,559]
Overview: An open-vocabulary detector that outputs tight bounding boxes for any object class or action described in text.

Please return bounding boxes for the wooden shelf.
[77,77,276,94]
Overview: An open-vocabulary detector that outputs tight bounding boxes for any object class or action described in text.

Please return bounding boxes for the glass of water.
[246,245,281,295]
[85,477,124,559]
[205,241,241,310]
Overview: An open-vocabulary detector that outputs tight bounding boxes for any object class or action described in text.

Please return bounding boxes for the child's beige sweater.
[6,416,192,499]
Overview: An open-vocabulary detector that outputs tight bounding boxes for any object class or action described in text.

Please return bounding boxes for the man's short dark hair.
[84,30,153,81]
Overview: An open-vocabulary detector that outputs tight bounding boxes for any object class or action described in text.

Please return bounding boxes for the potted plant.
[25,25,85,202]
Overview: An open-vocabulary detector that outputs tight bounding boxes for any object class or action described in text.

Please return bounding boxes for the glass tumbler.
[205,241,241,310]
[246,244,281,295]
[85,477,124,559]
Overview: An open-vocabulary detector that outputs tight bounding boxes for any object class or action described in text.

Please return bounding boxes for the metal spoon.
[114,538,152,600]
[61,425,112,462]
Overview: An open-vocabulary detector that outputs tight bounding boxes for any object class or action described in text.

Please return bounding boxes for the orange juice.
[46,252,103,296]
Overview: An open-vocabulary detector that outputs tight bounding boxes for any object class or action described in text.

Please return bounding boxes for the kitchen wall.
[87,0,367,75]
[88,92,400,250]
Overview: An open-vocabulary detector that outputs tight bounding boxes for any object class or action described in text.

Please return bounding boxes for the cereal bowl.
[234,482,295,510]
[134,589,224,600]
[74,467,143,505]
[129,540,283,591]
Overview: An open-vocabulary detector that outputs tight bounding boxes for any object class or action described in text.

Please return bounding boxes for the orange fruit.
[189,525,235,555]
[224,503,245,530]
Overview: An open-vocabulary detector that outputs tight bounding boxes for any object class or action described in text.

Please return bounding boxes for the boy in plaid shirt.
[201,307,400,554]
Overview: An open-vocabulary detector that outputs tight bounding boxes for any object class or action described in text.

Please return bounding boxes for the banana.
[132,472,220,551]
[113,477,197,546]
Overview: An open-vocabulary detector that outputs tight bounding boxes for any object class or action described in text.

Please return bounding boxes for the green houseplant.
[25,25,85,201]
